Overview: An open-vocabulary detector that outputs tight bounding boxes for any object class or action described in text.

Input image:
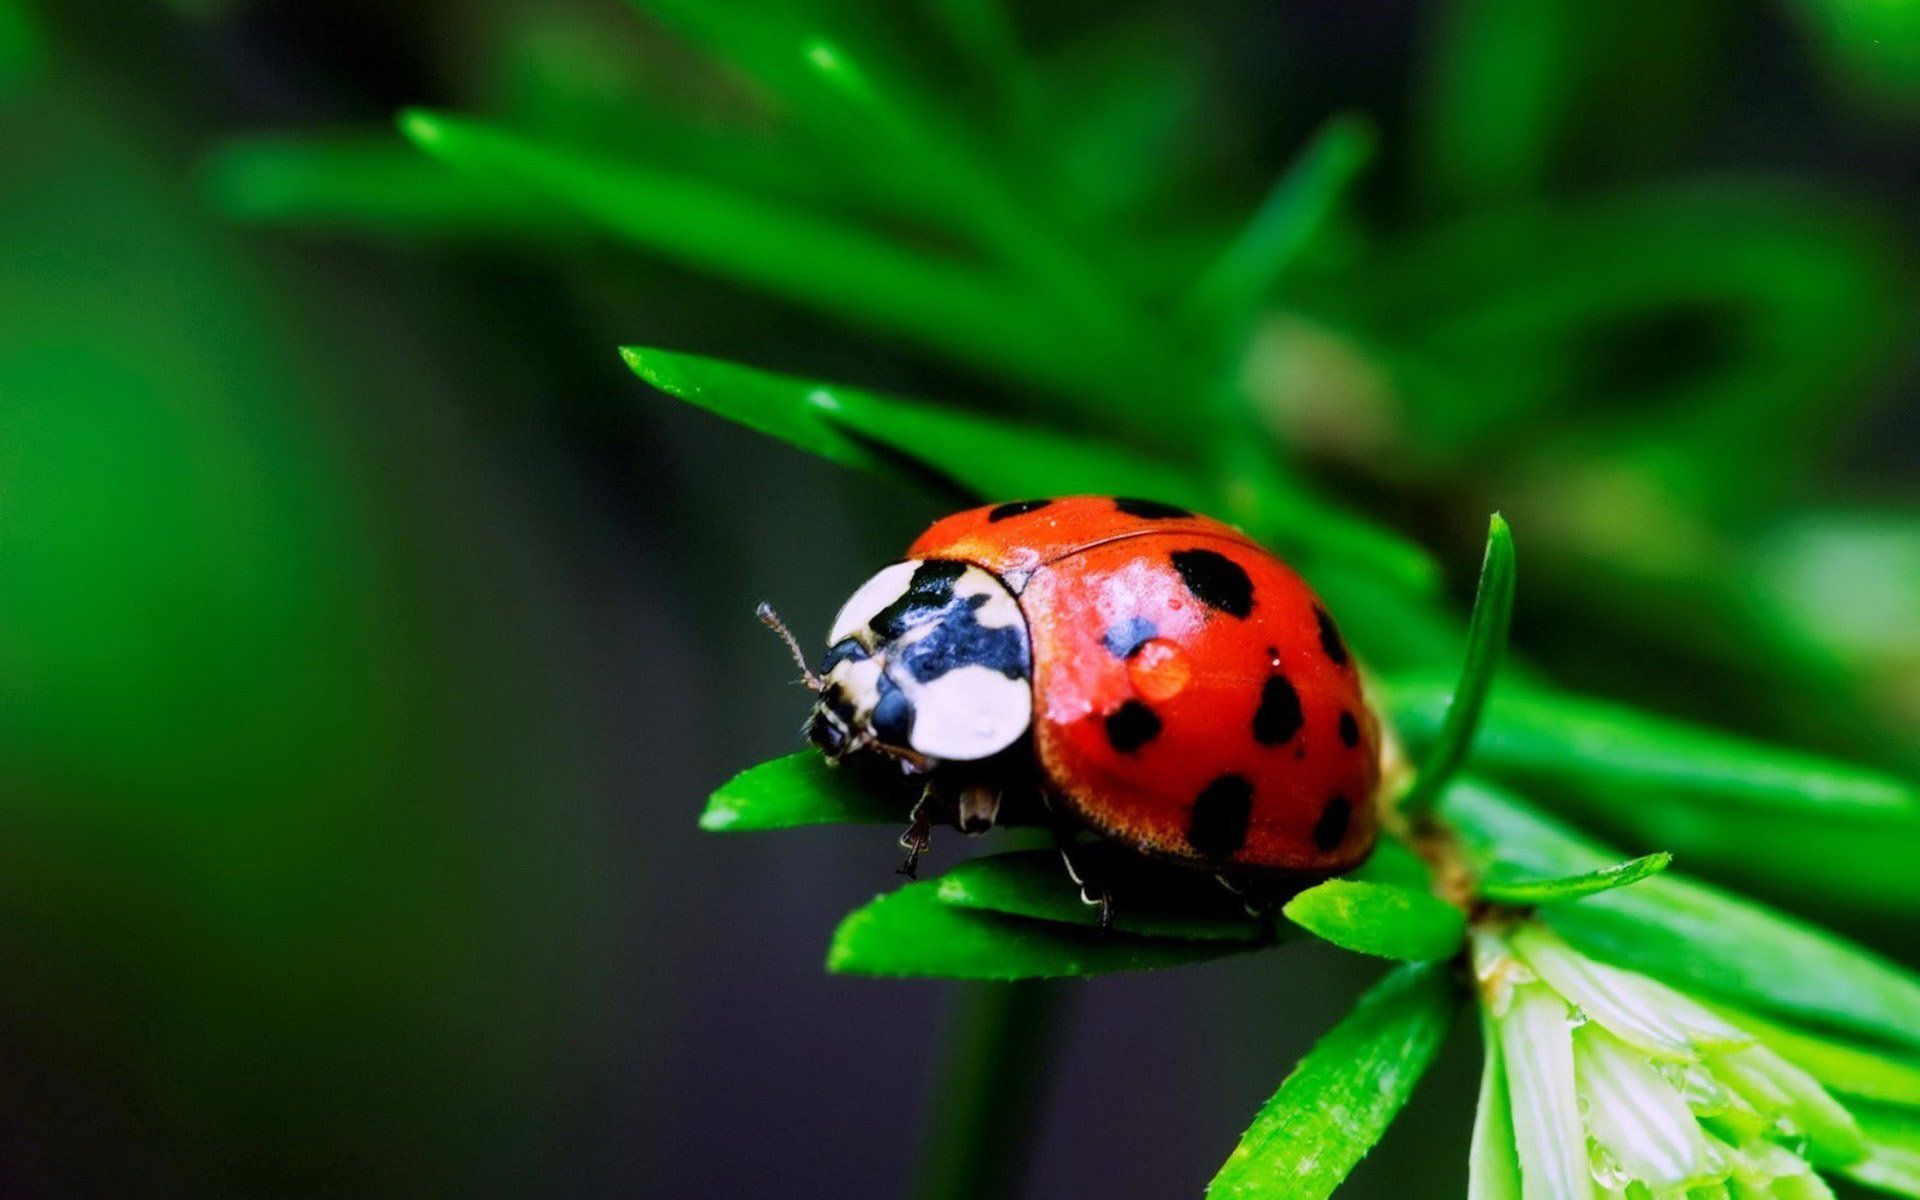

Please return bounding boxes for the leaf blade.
[402,110,1129,405]
[1477,851,1671,906]
[829,882,1254,979]
[1206,962,1460,1199]
[1444,779,1920,1052]
[1183,113,1376,329]
[1282,879,1467,961]
[1397,513,1517,820]
[1386,673,1920,817]
[701,751,901,832]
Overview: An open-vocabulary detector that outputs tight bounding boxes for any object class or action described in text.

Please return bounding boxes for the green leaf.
[1387,673,1920,817]
[827,881,1254,979]
[203,134,561,235]
[1849,1104,1920,1198]
[1443,779,1920,1052]
[1469,1010,1523,1200]
[1785,0,1920,110]
[0,0,41,94]
[1416,0,1585,209]
[624,345,1205,503]
[1477,851,1670,906]
[933,850,1270,943]
[1388,673,1920,910]
[1282,879,1466,961]
[1396,513,1517,820]
[1182,114,1376,331]
[401,110,1135,407]
[1709,1003,1920,1109]
[1206,962,1460,1199]
[1362,187,1903,464]
[701,751,900,832]
[622,347,1440,603]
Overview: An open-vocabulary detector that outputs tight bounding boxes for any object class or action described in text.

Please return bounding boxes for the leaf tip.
[697,800,739,832]
[620,346,691,397]
[395,107,446,150]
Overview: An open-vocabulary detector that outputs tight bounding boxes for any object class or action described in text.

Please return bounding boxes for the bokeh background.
[3,0,1917,1196]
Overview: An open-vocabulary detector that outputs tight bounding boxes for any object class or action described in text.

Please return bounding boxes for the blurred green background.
[1,0,1916,1196]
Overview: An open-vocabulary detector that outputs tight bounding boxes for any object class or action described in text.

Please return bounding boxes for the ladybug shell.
[908,496,1379,875]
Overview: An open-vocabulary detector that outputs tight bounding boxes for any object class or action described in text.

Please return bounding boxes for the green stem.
[911,980,1066,1200]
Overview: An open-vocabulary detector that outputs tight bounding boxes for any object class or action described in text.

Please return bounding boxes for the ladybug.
[762,496,1379,909]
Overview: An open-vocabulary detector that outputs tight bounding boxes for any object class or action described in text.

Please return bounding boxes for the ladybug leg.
[897,782,945,878]
[1055,842,1115,934]
[955,782,1001,835]
[1215,874,1282,937]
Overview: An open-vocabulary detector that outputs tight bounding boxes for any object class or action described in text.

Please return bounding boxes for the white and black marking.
[814,559,1034,764]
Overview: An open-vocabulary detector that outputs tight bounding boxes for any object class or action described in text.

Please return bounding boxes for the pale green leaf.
[1206,962,1460,1199]
[1477,852,1671,906]
[1283,879,1466,961]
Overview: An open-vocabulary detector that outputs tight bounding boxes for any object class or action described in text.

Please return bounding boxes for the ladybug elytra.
[765,496,1380,906]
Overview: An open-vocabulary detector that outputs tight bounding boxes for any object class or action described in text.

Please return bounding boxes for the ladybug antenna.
[756,602,822,691]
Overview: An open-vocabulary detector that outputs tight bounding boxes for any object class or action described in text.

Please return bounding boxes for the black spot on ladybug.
[1313,604,1350,666]
[1102,616,1157,659]
[869,559,967,639]
[988,498,1052,522]
[1104,700,1162,753]
[1171,549,1254,618]
[1252,674,1305,745]
[1313,795,1352,852]
[1188,774,1254,859]
[1114,497,1193,520]
[1338,710,1360,748]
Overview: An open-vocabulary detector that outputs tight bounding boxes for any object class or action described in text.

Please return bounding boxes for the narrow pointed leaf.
[623,347,1439,602]
[828,881,1253,979]
[1184,114,1375,329]
[1391,673,1920,907]
[1848,1105,1920,1199]
[934,849,1271,942]
[624,345,1205,503]
[1469,1011,1524,1200]
[1387,674,1920,816]
[1397,513,1516,820]
[1283,879,1466,961]
[701,751,901,832]
[1709,1003,1920,1108]
[204,134,560,234]
[1477,852,1671,906]
[402,110,1132,404]
[1444,779,1920,1052]
[1207,962,1459,1199]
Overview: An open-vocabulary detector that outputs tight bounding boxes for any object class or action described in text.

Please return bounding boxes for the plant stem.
[911,980,1066,1200]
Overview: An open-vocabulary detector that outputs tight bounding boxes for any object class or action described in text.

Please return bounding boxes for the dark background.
[2,1,1915,1196]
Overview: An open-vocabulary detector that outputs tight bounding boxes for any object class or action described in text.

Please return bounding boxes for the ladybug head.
[804,683,858,762]
[792,560,1035,769]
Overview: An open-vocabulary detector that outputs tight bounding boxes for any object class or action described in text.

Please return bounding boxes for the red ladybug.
[764,496,1379,901]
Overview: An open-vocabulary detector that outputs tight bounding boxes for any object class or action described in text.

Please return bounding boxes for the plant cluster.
[208,1,1920,1194]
